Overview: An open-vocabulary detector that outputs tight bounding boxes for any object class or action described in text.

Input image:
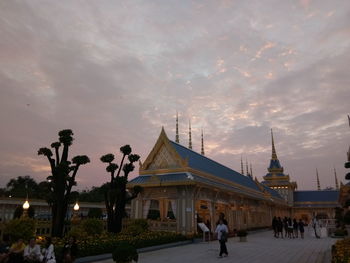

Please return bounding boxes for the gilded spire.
[241,156,244,175]
[175,112,179,143]
[201,129,205,155]
[316,168,321,190]
[271,129,278,160]
[334,166,339,190]
[188,119,192,150]
[250,163,253,177]
[246,159,249,177]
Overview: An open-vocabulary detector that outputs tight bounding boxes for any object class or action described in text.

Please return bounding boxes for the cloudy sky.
[0,0,349,191]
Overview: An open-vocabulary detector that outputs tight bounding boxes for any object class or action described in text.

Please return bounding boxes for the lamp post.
[71,202,80,223]
[22,200,30,218]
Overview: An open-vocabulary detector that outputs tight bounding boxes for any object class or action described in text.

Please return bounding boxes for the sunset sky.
[0,0,349,191]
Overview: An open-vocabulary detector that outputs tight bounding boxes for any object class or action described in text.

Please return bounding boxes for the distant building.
[128,127,340,235]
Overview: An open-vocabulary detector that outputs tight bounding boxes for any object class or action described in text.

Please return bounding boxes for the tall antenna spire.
[316,168,321,190]
[250,163,253,177]
[175,112,179,143]
[271,129,278,160]
[188,119,192,150]
[334,166,339,190]
[246,158,249,177]
[241,156,244,175]
[201,129,205,155]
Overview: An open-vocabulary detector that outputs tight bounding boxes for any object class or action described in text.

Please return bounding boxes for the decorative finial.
[188,119,192,150]
[271,129,278,160]
[250,163,253,177]
[175,112,179,143]
[334,166,339,190]
[246,158,249,177]
[316,168,321,190]
[241,156,244,175]
[201,129,205,155]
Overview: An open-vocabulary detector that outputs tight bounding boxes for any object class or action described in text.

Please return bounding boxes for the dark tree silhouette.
[100,145,142,233]
[38,129,90,237]
[6,176,39,198]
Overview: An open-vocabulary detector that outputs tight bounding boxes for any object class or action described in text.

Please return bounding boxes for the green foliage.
[120,145,132,155]
[67,225,89,240]
[100,154,115,163]
[131,219,148,231]
[81,219,104,236]
[6,176,39,198]
[38,129,90,237]
[88,208,103,218]
[68,219,104,238]
[334,228,348,236]
[112,242,138,263]
[4,218,36,242]
[58,129,74,145]
[54,231,187,258]
[344,211,350,225]
[122,225,144,236]
[237,229,248,237]
[13,206,35,218]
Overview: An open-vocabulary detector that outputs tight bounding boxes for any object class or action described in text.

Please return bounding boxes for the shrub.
[332,238,350,263]
[334,229,348,237]
[88,208,103,219]
[237,230,248,237]
[123,225,144,236]
[81,218,104,236]
[4,218,36,242]
[344,211,350,225]
[112,242,138,263]
[132,219,148,231]
[67,225,88,240]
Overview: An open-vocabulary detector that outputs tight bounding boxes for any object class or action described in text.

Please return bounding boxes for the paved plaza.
[94,229,338,263]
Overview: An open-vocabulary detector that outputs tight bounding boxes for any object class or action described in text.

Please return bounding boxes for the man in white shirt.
[24,238,43,263]
[215,219,229,258]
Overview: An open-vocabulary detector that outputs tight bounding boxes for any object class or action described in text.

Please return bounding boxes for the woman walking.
[215,219,228,258]
[298,219,305,239]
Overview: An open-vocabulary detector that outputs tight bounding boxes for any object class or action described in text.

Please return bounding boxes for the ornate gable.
[140,127,186,173]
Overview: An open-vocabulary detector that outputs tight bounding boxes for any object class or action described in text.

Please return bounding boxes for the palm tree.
[38,129,90,237]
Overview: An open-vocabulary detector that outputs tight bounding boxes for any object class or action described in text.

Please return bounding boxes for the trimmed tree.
[100,145,142,233]
[38,129,90,237]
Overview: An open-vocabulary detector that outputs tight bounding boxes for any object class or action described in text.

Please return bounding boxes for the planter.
[239,236,247,242]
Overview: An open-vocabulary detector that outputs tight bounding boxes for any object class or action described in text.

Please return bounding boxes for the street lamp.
[22,200,30,217]
[73,202,79,211]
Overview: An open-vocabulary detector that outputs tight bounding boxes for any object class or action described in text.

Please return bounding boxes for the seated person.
[8,238,25,263]
[42,237,55,263]
[62,237,77,263]
[23,238,42,263]
[0,237,11,263]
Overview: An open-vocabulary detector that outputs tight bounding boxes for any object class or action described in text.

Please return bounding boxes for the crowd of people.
[0,236,78,263]
[271,216,305,239]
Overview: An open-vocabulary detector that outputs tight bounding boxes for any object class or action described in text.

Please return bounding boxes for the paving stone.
[93,229,337,263]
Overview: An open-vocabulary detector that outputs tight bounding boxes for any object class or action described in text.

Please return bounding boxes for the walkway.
[94,230,337,263]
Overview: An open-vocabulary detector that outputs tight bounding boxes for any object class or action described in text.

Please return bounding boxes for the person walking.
[272,216,278,238]
[215,219,228,258]
[287,218,293,238]
[312,217,320,239]
[277,217,283,238]
[293,218,299,238]
[298,219,305,239]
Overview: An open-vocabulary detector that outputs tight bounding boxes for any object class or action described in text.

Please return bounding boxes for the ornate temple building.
[128,124,340,235]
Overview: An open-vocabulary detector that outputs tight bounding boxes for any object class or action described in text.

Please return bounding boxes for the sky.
[0,0,349,191]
